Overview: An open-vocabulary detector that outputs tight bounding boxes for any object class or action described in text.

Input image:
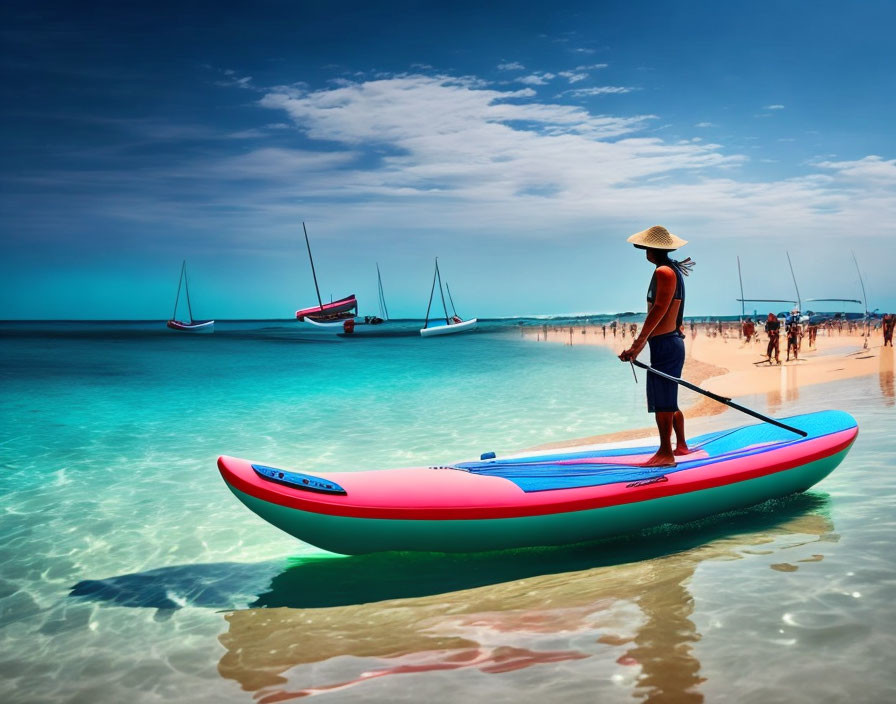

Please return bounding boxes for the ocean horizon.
[2,321,895,702]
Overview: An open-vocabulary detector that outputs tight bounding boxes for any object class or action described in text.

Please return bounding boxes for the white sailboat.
[420,258,477,337]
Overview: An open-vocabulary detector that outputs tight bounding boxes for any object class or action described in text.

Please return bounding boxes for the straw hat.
[626,225,687,250]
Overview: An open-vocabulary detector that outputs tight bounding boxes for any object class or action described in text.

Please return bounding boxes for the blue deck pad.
[452,411,856,493]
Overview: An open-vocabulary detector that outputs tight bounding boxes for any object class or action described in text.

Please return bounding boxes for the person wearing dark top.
[619,225,696,467]
[765,313,781,364]
[883,313,894,347]
[742,317,756,343]
[786,313,800,361]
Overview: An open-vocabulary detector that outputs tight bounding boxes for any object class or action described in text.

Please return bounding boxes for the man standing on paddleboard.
[619,226,696,467]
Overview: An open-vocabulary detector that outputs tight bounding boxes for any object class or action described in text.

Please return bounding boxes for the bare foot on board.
[639,452,678,468]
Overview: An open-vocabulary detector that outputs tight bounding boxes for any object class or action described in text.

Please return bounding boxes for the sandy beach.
[525,321,893,448]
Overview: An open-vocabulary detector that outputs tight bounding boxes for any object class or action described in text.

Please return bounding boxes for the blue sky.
[2,0,894,319]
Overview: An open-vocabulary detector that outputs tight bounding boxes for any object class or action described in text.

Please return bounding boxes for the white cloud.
[518,72,556,85]
[253,75,738,213]
[563,86,633,97]
[555,64,608,84]
[558,71,588,84]
[214,72,254,89]
[816,155,896,182]
[247,74,896,242]
[765,104,785,110]
[695,122,715,128]
[497,61,525,71]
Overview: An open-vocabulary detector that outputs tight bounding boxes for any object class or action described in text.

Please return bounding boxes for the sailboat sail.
[377,263,389,320]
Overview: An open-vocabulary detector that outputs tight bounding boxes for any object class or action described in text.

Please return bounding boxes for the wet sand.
[525,323,889,448]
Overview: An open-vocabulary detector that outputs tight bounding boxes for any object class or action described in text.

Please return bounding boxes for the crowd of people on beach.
[532,311,895,358]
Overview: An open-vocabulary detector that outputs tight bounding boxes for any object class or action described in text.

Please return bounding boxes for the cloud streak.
[562,86,634,98]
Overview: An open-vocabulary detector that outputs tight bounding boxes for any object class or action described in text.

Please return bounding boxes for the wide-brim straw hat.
[626,225,687,250]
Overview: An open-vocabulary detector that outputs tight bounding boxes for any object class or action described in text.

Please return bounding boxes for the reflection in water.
[784,364,800,403]
[766,387,781,415]
[216,496,835,703]
[880,348,894,406]
[767,365,800,414]
[627,568,704,703]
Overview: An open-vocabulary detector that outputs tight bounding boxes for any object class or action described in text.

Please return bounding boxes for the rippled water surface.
[1,322,894,703]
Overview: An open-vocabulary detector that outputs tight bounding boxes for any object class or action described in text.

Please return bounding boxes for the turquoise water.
[1,322,894,703]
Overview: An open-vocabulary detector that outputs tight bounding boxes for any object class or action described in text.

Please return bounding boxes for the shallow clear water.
[1,322,894,703]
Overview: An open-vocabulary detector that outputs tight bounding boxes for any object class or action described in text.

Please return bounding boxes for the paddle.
[629,359,807,437]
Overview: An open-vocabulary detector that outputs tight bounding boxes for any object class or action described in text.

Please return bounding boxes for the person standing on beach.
[765,313,781,364]
[883,313,894,347]
[619,226,696,467]
[808,319,818,348]
[742,317,756,344]
[786,314,800,362]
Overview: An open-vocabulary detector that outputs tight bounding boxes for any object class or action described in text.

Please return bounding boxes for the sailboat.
[303,264,398,335]
[166,261,214,333]
[775,252,870,327]
[374,262,389,323]
[420,258,477,337]
[294,222,357,322]
[735,254,798,320]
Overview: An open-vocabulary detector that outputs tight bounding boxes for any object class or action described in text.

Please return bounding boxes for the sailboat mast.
[423,258,438,329]
[183,261,194,323]
[446,282,458,318]
[172,260,185,321]
[852,251,870,347]
[376,263,389,320]
[435,259,449,324]
[786,251,801,312]
[302,222,324,311]
[737,256,745,322]
[852,251,868,315]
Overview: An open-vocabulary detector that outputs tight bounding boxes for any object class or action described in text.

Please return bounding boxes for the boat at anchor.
[166,260,214,333]
[294,222,357,322]
[420,258,477,337]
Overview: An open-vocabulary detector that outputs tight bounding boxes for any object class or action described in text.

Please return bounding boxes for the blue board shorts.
[646,331,685,413]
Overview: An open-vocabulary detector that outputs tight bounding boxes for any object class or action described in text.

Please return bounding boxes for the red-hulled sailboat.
[294,222,357,322]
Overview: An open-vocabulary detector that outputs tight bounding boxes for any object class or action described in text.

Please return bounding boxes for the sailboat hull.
[300,317,355,332]
[295,295,358,321]
[167,320,215,333]
[420,318,478,337]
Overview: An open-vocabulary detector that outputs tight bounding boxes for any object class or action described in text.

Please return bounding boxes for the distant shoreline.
[0,313,800,324]
[525,320,891,450]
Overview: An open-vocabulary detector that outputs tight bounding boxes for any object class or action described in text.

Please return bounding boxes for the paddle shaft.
[630,359,807,437]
